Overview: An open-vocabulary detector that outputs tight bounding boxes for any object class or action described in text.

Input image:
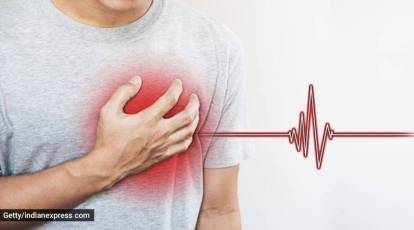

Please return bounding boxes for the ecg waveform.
[199,84,414,169]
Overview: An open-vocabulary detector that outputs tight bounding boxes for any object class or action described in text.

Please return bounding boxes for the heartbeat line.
[199,84,414,169]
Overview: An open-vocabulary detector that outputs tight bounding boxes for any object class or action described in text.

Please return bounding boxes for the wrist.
[64,150,115,193]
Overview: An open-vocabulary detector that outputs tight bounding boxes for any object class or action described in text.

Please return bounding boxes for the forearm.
[198,166,242,230]
[196,207,241,230]
[0,151,109,229]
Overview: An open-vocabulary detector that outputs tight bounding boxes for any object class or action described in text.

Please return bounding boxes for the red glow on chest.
[120,71,203,198]
[85,65,208,200]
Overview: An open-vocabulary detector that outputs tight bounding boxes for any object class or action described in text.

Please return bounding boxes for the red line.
[200,131,414,138]
[199,132,290,137]
[333,132,413,138]
[199,84,414,170]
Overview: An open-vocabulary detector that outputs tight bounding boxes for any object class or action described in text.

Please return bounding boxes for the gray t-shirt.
[0,0,250,229]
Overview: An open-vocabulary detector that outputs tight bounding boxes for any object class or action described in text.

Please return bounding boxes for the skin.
[50,0,154,27]
[0,1,241,229]
[196,166,241,230]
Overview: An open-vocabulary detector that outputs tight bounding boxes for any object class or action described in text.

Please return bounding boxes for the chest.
[0,42,220,175]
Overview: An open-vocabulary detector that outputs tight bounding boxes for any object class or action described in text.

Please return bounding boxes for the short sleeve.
[203,37,254,168]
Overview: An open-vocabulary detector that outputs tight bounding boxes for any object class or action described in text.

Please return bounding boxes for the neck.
[51,0,153,28]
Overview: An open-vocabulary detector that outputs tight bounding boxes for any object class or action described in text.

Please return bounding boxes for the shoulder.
[165,0,243,54]
[0,0,38,38]
[0,0,29,23]
[0,0,23,10]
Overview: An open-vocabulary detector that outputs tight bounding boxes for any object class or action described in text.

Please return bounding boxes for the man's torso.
[0,0,238,229]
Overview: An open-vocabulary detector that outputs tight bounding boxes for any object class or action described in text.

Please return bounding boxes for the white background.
[185,0,414,229]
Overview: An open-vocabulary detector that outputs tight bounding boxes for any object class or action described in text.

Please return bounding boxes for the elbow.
[200,204,240,217]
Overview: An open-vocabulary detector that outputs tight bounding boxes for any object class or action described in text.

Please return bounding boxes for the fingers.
[162,137,194,159]
[160,113,199,150]
[143,135,193,167]
[164,94,200,132]
[144,79,183,119]
[151,112,199,161]
[106,76,142,113]
[141,93,200,153]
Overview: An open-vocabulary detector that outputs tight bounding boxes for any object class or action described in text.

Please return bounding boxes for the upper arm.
[201,165,240,212]
[0,81,12,177]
